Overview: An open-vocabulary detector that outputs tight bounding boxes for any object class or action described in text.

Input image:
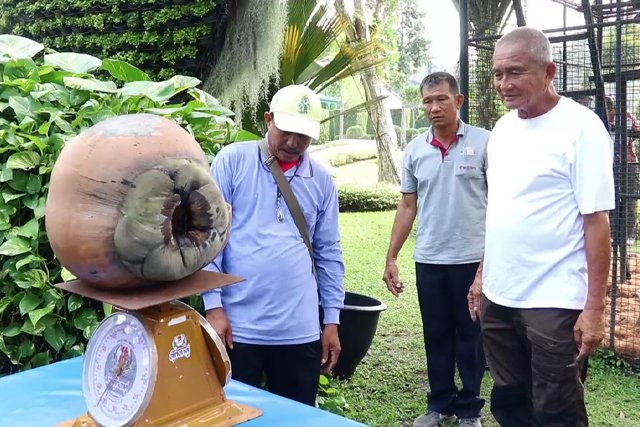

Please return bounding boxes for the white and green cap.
[269,85,322,140]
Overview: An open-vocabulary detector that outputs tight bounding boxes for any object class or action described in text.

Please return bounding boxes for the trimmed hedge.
[329,148,377,167]
[0,0,226,79]
[406,127,419,142]
[345,125,365,139]
[338,185,400,212]
[393,124,402,143]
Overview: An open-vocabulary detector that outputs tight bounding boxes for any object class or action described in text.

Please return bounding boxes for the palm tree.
[241,0,382,135]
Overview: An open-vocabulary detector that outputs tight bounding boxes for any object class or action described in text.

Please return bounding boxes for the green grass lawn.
[337,211,640,427]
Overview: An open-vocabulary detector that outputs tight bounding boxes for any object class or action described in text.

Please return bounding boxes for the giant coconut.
[45,113,231,290]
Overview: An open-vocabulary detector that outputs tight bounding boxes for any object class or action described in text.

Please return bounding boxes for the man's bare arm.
[382,193,417,296]
[574,211,611,359]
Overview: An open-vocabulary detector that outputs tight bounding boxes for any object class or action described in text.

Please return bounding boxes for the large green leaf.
[18,294,42,315]
[44,325,66,352]
[8,96,40,122]
[168,75,201,92]
[0,35,43,63]
[17,339,35,359]
[101,58,150,82]
[189,88,221,107]
[31,351,51,367]
[0,297,12,315]
[14,269,48,289]
[60,267,76,282]
[15,254,44,270]
[7,151,41,170]
[26,174,42,194]
[63,77,118,93]
[67,294,83,312]
[44,52,102,74]
[0,236,31,255]
[2,324,21,338]
[29,304,55,326]
[72,307,99,331]
[3,59,39,81]
[16,219,39,240]
[20,319,46,336]
[118,80,178,102]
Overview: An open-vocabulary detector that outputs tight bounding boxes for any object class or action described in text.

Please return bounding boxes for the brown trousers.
[481,297,588,427]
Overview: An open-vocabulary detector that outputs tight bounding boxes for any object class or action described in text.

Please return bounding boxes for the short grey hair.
[495,26,553,65]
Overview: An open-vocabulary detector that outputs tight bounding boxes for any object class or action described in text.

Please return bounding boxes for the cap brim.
[273,112,320,140]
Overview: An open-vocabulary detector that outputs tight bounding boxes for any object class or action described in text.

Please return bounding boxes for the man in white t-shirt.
[467,27,615,426]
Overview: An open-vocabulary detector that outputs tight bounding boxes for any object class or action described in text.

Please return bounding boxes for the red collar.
[430,135,458,160]
[278,158,300,172]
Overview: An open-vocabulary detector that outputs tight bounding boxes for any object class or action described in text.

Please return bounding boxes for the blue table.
[0,357,368,427]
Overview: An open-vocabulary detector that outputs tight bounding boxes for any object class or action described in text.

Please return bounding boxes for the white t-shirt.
[483,97,615,309]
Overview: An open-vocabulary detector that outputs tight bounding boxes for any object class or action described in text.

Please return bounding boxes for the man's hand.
[467,277,483,322]
[206,307,233,350]
[382,260,405,297]
[574,307,605,361]
[321,324,341,374]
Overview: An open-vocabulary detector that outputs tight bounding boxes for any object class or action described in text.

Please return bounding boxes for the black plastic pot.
[321,291,387,379]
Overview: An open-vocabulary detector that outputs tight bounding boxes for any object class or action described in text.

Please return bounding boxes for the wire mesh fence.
[465,0,640,366]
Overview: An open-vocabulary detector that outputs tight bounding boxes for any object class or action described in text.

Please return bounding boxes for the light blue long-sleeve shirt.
[202,140,345,345]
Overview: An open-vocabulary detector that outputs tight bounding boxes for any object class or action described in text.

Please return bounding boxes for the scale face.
[82,312,158,427]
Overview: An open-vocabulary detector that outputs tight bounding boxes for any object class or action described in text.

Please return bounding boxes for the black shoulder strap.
[258,140,316,276]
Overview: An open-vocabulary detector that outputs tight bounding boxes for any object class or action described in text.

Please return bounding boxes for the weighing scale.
[54,270,262,427]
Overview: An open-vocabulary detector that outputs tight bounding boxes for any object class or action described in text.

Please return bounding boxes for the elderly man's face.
[421,81,464,129]
[264,113,312,163]
[492,42,555,117]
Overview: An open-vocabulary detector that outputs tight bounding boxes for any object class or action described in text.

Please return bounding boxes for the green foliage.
[0,34,240,376]
[0,0,225,79]
[329,148,377,167]
[417,126,428,133]
[338,186,399,213]
[238,0,383,135]
[375,0,431,93]
[602,23,640,71]
[316,374,349,416]
[204,0,287,124]
[405,127,419,142]
[345,125,365,139]
[393,124,402,143]
[589,349,634,375]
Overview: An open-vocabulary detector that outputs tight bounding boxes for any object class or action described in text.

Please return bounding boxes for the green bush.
[406,127,419,142]
[345,125,365,139]
[329,148,377,167]
[393,124,402,143]
[0,0,226,79]
[317,374,348,415]
[0,35,248,376]
[418,126,428,133]
[338,185,400,212]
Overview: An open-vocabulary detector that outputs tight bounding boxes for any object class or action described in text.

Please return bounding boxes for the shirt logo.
[298,96,310,114]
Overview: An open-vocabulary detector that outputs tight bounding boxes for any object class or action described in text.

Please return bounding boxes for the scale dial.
[83,311,157,427]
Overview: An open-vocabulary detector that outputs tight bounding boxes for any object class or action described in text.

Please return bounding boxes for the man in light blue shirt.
[203,85,345,406]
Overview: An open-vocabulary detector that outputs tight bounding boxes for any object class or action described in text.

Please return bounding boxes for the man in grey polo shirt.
[383,72,489,427]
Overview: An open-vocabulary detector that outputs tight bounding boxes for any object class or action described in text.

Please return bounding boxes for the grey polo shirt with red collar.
[401,119,490,264]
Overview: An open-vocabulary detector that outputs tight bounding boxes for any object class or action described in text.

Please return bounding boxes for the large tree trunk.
[336,0,402,185]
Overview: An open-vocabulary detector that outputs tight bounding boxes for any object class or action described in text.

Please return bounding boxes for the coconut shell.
[45,113,231,290]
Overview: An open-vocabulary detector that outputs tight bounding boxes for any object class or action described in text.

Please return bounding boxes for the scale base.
[56,400,261,427]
